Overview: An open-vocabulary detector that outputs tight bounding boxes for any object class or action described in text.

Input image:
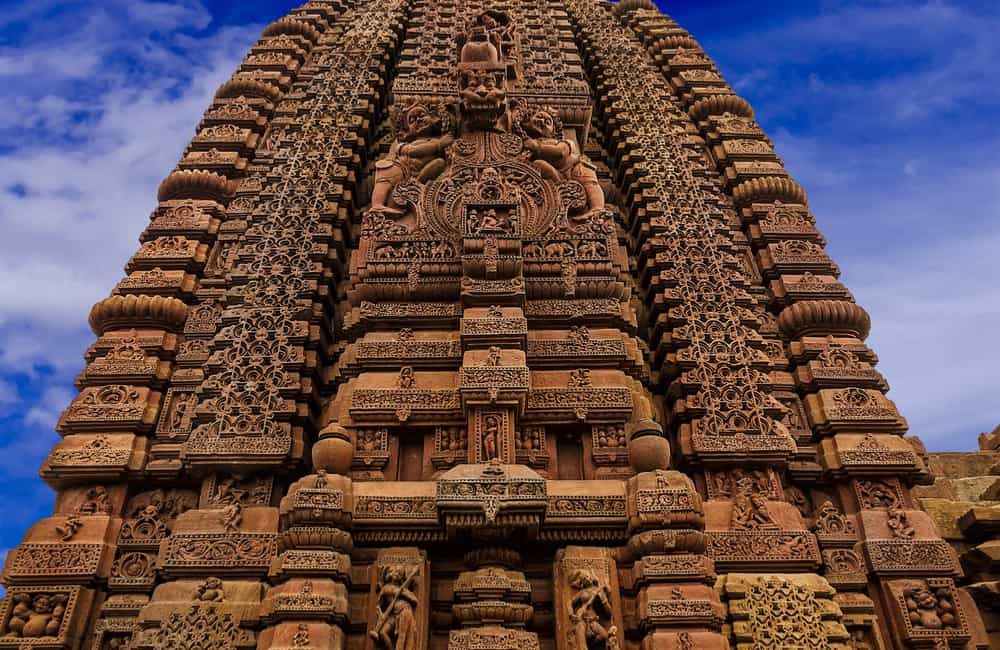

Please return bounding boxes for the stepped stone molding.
[0,1,988,649]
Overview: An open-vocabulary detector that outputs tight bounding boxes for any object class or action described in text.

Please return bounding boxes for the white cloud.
[0,6,262,380]
[674,1,1000,450]
[22,386,76,431]
[0,2,265,546]
[0,378,18,411]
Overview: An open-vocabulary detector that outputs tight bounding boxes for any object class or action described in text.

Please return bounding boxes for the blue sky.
[0,0,997,561]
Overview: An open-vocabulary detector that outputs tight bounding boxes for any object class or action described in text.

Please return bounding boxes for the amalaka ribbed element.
[262,18,323,43]
[651,35,700,54]
[688,94,754,121]
[613,0,657,15]
[731,176,807,207]
[89,294,188,335]
[157,170,234,202]
[214,78,284,103]
[777,299,872,340]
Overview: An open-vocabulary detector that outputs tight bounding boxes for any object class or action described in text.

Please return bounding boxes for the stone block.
[928,452,1000,479]
[959,506,1000,541]
[919,498,977,540]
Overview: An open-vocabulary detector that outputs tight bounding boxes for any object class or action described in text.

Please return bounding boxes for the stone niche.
[553,547,625,650]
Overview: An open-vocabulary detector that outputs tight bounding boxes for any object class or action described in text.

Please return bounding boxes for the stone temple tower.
[1,1,990,648]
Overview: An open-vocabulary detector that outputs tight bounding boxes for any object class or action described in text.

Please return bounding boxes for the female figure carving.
[369,565,419,650]
[567,569,619,650]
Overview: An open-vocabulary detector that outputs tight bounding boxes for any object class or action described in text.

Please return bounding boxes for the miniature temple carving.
[0,0,989,648]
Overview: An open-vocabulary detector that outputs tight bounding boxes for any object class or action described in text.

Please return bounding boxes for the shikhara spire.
[0,1,991,649]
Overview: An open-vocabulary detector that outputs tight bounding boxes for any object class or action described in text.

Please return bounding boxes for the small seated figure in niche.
[370,102,454,216]
[568,325,591,346]
[5,593,67,638]
[398,367,415,389]
[196,577,225,603]
[904,585,956,630]
[731,478,778,530]
[472,208,511,234]
[430,240,454,259]
[369,565,419,650]
[106,635,131,650]
[475,209,500,231]
[887,509,916,539]
[78,485,112,515]
[459,11,515,61]
[214,477,248,506]
[848,629,873,650]
[516,103,604,219]
[567,569,620,650]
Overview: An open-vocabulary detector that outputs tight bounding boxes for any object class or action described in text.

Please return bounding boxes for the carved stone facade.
[0,0,988,648]
[914,428,999,648]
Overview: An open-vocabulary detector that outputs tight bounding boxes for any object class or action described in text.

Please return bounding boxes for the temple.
[1,0,995,648]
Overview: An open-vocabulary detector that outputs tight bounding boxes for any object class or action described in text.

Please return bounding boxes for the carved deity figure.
[4,593,67,638]
[731,478,778,530]
[569,325,591,346]
[515,103,604,219]
[482,416,500,461]
[567,569,619,650]
[398,367,415,389]
[486,346,502,366]
[214,477,248,506]
[904,585,957,630]
[470,208,511,234]
[169,391,193,430]
[459,11,514,60]
[221,501,242,533]
[196,577,225,603]
[292,623,310,647]
[860,480,900,509]
[371,101,454,216]
[369,565,419,650]
[569,368,592,388]
[78,486,112,514]
[55,516,82,542]
[848,629,873,649]
[887,509,916,539]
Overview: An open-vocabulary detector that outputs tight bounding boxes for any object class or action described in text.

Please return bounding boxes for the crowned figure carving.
[361,9,609,246]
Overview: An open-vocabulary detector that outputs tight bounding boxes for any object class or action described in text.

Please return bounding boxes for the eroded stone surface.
[0,1,988,649]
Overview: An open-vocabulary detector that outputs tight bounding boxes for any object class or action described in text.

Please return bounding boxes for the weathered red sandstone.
[0,1,990,648]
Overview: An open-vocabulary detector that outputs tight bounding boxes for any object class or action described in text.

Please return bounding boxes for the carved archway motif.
[421,143,559,240]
